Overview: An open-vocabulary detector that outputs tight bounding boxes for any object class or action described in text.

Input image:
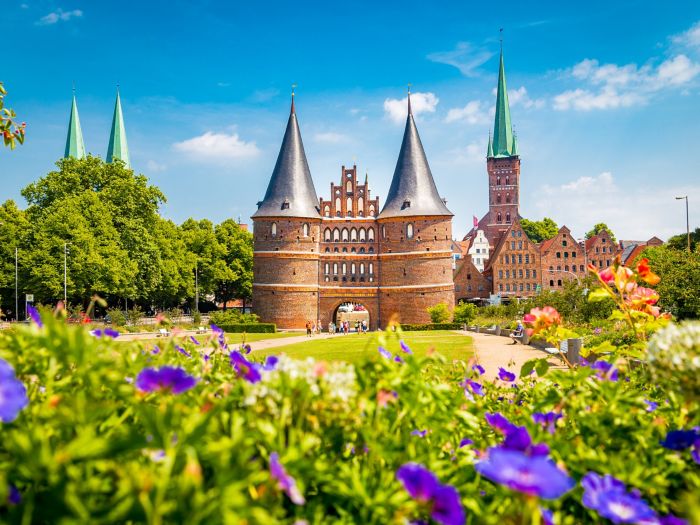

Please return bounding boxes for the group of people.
[305,319,370,335]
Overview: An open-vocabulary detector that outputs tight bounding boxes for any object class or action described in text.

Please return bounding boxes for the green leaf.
[588,287,611,302]
[535,359,551,377]
[520,359,537,377]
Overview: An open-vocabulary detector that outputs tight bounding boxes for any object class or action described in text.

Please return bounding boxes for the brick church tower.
[377,93,455,323]
[481,47,520,248]
[251,95,321,328]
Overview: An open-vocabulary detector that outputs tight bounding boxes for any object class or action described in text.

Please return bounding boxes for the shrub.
[453,302,477,325]
[106,308,126,327]
[126,305,144,326]
[400,322,462,331]
[426,303,451,323]
[215,322,276,333]
[192,310,202,326]
[209,310,260,326]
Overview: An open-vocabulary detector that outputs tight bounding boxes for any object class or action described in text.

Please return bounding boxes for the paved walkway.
[455,330,563,378]
[245,332,343,352]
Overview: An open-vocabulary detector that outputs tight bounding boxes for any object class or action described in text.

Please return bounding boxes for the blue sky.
[2,0,699,240]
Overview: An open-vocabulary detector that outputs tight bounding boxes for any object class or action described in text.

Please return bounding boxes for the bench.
[484,325,501,336]
[157,328,171,337]
[510,332,530,345]
[196,326,208,334]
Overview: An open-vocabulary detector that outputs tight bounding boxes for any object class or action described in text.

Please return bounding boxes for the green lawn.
[256,330,473,364]
[226,332,302,343]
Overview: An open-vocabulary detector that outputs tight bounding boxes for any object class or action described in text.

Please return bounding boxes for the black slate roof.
[378,105,452,219]
[252,100,320,219]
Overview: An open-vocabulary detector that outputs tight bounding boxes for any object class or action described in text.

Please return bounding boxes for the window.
[506,212,511,223]
[302,223,309,237]
[346,197,353,216]
[519,269,523,278]
[505,175,510,185]
[518,241,522,249]
[506,284,510,291]
[511,241,515,249]
[382,225,386,239]
[369,205,375,216]
[572,265,577,272]
[549,280,554,286]
[350,228,358,242]
[519,284,524,292]
[596,247,600,253]
[533,270,537,278]
[351,263,356,274]
[518,230,522,238]
[333,263,338,275]
[526,283,531,291]
[525,254,530,263]
[549,265,554,271]
[271,222,277,236]
[526,269,530,278]
[512,231,516,237]
[324,228,331,242]
[562,240,567,247]
[333,228,340,242]
[506,194,511,204]
[557,279,562,286]
[499,270,503,278]
[572,252,577,258]
[506,270,510,278]
[359,247,365,253]
[407,223,414,239]
[368,228,375,242]
[496,176,501,185]
[505,254,510,264]
[334,197,341,214]
[556,252,561,258]
[369,263,374,275]
[342,263,347,274]
[346,180,352,192]
[565,265,569,271]
[499,284,503,291]
[324,263,330,274]
[324,205,330,217]
[497,213,502,223]
[358,197,364,213]
[359,228,366,242]
[602,246,607,253]
[580,265,584,272]
[518,254,522,264]
[360,263,365,274]
[342,247,347,253]
[342,228,349,241]
[564,252,569,258]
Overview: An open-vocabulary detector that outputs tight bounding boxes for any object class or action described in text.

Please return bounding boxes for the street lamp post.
[63,243,70,304]
[195,261,199,313]
[15,247,18,322]
[675,196,690,253]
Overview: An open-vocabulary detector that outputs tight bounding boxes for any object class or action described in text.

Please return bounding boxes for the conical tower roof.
[107,89,130,168]
[252,95,320,219]
[64,93,86,159]
[490,48,516,158]
[378,94,452,219]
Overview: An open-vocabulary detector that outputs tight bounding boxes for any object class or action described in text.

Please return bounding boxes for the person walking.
[306,321,312,337]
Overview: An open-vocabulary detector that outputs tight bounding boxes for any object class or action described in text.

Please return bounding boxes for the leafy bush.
[106,307,126,327]
[209,310,260,326]
[426,303,451,323]
[127,305,144,326]
[400,323,462,331]
[192,310,202,326]
[215,322,276,333]
[453,302,477,325]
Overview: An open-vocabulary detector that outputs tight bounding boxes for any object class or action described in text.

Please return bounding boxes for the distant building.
[468,229,489,272]
[540,226,586,290]
[585,230,619,270]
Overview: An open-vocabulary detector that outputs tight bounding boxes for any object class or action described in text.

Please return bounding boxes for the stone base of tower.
[380,285,455,327]
[252,287,319,330]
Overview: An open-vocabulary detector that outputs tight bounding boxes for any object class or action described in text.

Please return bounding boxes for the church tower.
[64,91,86,159]
[377,92,455,324]
[251,94,322,329]
[484,46,520,246]
[107,89,130,168]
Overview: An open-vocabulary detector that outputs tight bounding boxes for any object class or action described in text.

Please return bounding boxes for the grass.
[226,332,302,343]
[255,330,473,364]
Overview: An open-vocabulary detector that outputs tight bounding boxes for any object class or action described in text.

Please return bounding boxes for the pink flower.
[523,307,561,336]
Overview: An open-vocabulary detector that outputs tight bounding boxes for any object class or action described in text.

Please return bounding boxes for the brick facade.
[453,255,491,301]
[585,231,618,271]
[485,219,540,298]
[540,226,586,290]
[480,156,521,248]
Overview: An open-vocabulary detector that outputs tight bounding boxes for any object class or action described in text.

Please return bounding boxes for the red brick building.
[585,230,618,271]
[540,226,586,290]
[252,94,454,329]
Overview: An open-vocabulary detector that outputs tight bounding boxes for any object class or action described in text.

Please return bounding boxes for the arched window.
[333,228,340,242]
[497,194,502,204]
[368,228,375,241]
[406,223,414,239]
[497,213,502,223]
[351,248,356,253]
[325,247,330,252]
[333,263,338,275]
[342,228,349,241]
[368,247,374,253]
[357,197,364,213]
[324,263,330,274]
[324,205,330,217]
[369,205,375,216]
[342,247,347,253]
[335,197,341,215]
[342,263,347,274]
[303,223,309,237]
[496,176,501,185]
[351,263,356,274]
[381,225,386,239]
[333,247,339,253]
[360,263,365,274]
[346,180,352,192]
[350,228,358,242]
[346,197,353,216]
[271,222,277,236]
[505,175,510,185]
[369,263,374,274]
[506,212,511,223]
[506,194,511,204]
[359,228,366,241]
[359,247,365,253]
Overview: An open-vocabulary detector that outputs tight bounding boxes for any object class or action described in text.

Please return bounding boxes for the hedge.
[399,322,463,331]
[213,323,276,333]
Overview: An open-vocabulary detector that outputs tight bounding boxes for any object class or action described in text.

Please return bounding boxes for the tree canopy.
[666,227,700,252]
[639,246,700,320]
[520,217,559,243]
[585,223,616,242]
[0,157,253,318]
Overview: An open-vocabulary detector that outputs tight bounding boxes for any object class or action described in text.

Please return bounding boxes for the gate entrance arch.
[332,301,370,333]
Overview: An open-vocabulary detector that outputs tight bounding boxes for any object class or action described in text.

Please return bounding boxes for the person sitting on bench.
[510,321,524,344]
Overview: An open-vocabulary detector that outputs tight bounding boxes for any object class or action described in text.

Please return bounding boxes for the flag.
[473,215,479,228]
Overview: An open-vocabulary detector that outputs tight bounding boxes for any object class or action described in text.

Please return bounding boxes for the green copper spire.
[64,93,86,159]
[512,133,518,156]
[107,89,130,168]
[490,47,516,158]
[487,131,494,158]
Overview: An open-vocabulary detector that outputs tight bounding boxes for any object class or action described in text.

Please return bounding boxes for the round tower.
[251,95,321,329]
[377,92,455,326]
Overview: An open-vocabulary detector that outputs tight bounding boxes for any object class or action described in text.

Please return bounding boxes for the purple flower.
[91,328,120,338]
[655,516,689,525]
[590,360,619,381]
[0,359,28,423]
[7,484,21,505]
[472,364,485,375]
[498,367,516,382]
[644,400,659,412]
[593,327,602,334]
[135,366,197,394]
[189,336,200,345]
[532,412,563,434]
[463,379,484,397]
[396,463,465,525]
[582,473,656,524]
[175,345,191,358]
[459,438,473,448]
[229,351,261,383]
[378,346,392,359]
[475,448,574,499]
[411,429,428,438]
[211,324,227,349]
[485,413,516,434]
[500,426,550,457]
[270,452,305,505]
[26,304,42,327]
[541,508,554,525]
[660,429,700,451]
[263,355,279,371]
[151,345,160,355]
[400,340,413,354]
[394,355,405,364]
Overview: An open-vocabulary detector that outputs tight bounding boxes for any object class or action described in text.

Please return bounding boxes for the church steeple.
[487,130,494,158]
[490,46,516,158]
[378,92,452,219]
[106,88,130,168]
[252,93,320,219]
[64,91,86,159]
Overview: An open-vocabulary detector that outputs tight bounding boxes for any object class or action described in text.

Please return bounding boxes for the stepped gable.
[378,92,452,219]
[252,95,320,219]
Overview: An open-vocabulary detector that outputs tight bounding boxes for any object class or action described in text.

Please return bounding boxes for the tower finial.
[72,81,76,95]
[407,83,412,116]
[499,28,503,51]
[291,83,296,114]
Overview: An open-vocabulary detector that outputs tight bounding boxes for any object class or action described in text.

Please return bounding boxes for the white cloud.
[36,8,83,25]
[313,132,349,144]
[445,100,490,124]
[554,50,700,111]
[173,131,260,160]
[146,160,167,172]
[671,20,700,48]
[383,92,439,124]
[507,86,545,109]
[531,171,698,239]
[427,42,494,77]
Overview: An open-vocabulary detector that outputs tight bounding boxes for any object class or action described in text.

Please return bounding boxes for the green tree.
[149,218,194,308]
[641,246,700,319]
[180,219,230,303]
[214,219,254,309]
[0,200,29,319]
[453,301,477,325]
[585,222,616,242]
[0,82,26,149]
[666,227,700,252]
[520,217,559,243]
[427,303,451,323]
